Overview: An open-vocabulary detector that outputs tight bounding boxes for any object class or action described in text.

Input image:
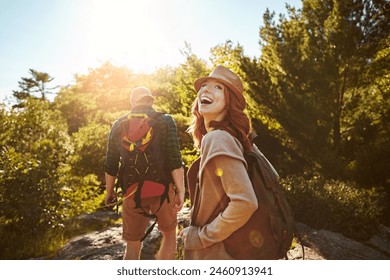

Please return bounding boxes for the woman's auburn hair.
[187,86,252,151]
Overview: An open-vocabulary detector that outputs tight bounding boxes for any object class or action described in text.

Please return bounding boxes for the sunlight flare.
[85,0,180,72]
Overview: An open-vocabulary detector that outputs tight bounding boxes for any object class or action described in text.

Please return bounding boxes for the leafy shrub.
[171,114,193,150]
[281,175,386,241]
[69,122,110,180]
[0,99,104,259]
[181,148,199,168]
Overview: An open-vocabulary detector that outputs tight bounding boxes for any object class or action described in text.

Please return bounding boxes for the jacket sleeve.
[163,114,183,172]
[104,120,122,176]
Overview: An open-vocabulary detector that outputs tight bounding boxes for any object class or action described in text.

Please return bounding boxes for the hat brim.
[194,76,240,96]
[194,76,209,92]
[194,76,236,94]
[137,95,155,102]
[131,95,154,105]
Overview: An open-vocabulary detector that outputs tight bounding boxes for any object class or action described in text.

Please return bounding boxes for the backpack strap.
[139,187,170,241]
[187,157,201,203]
[248,131,258,144]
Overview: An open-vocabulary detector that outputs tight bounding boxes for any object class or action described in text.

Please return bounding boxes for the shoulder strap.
[187,157,201,203]
[248,131,258,144]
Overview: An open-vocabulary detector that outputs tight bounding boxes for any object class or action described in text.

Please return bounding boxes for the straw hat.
[130,86,155,105]
[194,65,243,96]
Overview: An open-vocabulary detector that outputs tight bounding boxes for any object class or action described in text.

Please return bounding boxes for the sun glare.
[84,0,181,73]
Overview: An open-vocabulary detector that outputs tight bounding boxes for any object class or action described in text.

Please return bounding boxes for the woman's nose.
[199,87,209,95]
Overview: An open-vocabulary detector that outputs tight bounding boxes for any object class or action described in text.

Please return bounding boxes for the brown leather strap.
[187,157,201,203]
[248,131,258,144]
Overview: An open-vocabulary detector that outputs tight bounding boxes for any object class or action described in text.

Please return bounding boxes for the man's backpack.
[187,135,300,260]
[118,112,169,241]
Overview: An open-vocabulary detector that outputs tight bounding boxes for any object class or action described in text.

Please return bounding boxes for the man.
[104,86,184,260]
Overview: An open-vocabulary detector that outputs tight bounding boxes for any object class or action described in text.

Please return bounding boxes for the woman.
[180,65,258,259]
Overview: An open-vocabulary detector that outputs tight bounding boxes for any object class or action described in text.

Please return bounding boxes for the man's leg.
[123,240,142,260]
[122,195,151,260]
[155,227,177,260]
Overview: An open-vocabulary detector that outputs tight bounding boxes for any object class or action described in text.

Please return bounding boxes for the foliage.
[210,40,266,121]
[54,88,97,134]
[170,42,209,117]
[242,0,390,185]
[152,43,208,117]
[12,69,56,106]
[151,66,181,114]
[282,175,386,241]
[69,122,110,180]
[0,99,103,258]
[1,0,389,257]
[170,113,193,150]
[341,38,390,186]
[53,62,135,134]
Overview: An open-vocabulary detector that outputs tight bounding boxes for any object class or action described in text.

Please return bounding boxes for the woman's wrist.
[175,188,185,194]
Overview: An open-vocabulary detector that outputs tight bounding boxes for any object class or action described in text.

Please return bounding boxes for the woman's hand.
[179,227,190,244]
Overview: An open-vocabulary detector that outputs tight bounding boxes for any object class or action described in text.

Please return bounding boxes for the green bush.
[69,122,110,180]
[0,99,105,259]
[281,175,386,241]
[181,148,199,168]
[171,114,193,150]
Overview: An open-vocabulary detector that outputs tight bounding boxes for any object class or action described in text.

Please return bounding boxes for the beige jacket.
[184,130,258,259]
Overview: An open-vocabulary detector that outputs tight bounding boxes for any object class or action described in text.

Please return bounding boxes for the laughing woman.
[180,65,258,259]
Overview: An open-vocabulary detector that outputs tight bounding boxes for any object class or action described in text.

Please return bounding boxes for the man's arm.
[105,172,117,206]
[164,115,185,212]
[104,120,121,206]
[171,167,185,212]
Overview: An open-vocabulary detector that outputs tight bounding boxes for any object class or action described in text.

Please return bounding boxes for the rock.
[56,208,192,260]
[56,209,390,260]
[287,244,325,260]
[56,225,124,260]
[366,225,390,256]
[296,223,390,260]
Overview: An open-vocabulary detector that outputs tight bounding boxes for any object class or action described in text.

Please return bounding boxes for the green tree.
[173,42,209,116]
[0,99,102,258]
[69,122,110,181]
[0,99,70,257]
[150,66,181,114]
[54,62,136,134]
[210,40,245,70]
[209,40,281,125]
[242,0,390,182]
[342,36,390,186]
[12,69,56,104]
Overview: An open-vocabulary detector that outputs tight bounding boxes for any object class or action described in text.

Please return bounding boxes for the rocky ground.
[56,208,390,260]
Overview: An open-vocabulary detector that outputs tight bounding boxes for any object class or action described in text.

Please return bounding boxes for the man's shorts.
[122,184,177,241]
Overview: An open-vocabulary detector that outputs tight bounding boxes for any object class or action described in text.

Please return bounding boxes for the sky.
[0,0,302,103]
